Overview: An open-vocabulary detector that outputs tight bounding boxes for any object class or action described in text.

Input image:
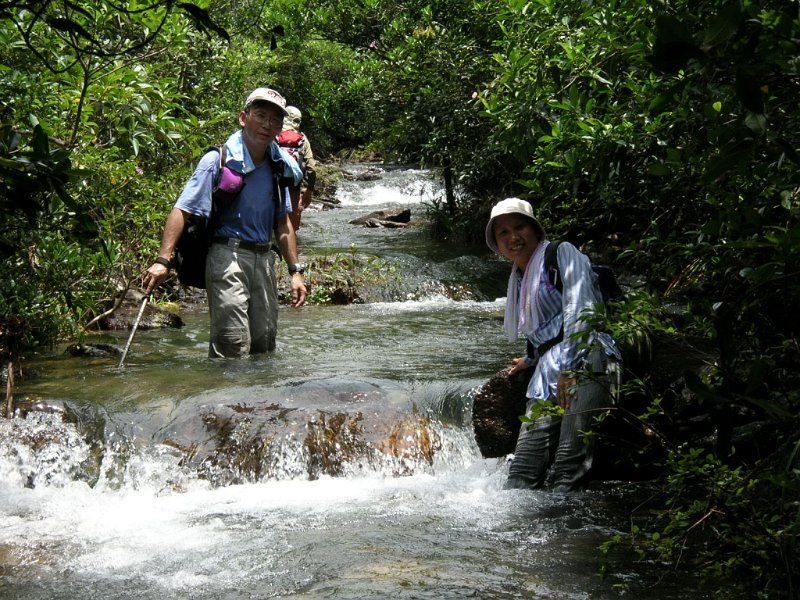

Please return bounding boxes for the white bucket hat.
[485,197,545,253]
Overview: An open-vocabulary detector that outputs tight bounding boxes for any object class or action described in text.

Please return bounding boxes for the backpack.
[277,129,306,175]
[173,144,244,289]
[544,240,622,304]
[526,240,623,358]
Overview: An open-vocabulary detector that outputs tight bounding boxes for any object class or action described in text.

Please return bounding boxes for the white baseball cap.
[244,88,288,115]
[485,197,545,253]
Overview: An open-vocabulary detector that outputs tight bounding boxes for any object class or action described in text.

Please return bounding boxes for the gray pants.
[506,347,611,492]
[206,242,278,358]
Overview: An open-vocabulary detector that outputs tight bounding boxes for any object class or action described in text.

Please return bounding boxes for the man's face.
[240,102,284,148]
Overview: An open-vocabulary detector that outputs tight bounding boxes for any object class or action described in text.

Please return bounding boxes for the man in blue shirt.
[143,87,307,358]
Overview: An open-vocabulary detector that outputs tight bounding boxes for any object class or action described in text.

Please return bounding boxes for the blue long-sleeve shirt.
[515,241,620,402]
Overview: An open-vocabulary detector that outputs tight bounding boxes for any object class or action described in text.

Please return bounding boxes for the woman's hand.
[556,373,577,410]
[506,356,531,378]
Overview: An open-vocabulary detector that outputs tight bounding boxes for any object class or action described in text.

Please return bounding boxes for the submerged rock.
[66,343,122,358]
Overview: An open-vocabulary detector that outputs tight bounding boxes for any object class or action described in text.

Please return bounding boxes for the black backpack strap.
[544,239,563,293]
[269,153,286,235]
[525,240,565,360]
[210,143,226,193]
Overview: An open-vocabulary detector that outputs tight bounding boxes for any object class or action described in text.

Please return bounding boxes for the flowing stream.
[1,166,711,599]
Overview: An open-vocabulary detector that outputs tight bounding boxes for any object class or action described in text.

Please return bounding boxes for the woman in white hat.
[486,197,620,491]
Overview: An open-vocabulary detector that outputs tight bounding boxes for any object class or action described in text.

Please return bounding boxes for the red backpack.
[277,129,306,175]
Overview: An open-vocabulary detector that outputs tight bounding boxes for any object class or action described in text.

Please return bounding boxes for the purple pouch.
[214,165,245,204]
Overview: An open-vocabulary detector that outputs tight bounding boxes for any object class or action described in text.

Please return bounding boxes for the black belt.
[526,328,564,360]
[537,329,564,355]
[212,236,272,253]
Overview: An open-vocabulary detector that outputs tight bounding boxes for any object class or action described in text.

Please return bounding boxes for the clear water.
[1,165,711,599]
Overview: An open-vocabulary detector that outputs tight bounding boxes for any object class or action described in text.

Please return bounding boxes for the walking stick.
[118,295,149,369]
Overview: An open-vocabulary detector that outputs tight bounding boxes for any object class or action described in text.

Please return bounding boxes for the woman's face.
[493,213,540,269]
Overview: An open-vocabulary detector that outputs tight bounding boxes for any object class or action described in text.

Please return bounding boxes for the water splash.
[335,166,440,207]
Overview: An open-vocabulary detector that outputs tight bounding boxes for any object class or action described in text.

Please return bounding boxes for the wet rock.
[10,399,66,418]
[99,290,184,331]
[156,399,442,485]
[0,366,40,385]
[363,218,408,228]
[471,369,530,458]
[0,403,94,489]
[66,343,122,358]
[343,167,383,182]
[330,286,362,305]
[349,208,411,228]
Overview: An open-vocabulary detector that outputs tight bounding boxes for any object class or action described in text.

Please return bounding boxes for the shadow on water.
[1,165,715,599]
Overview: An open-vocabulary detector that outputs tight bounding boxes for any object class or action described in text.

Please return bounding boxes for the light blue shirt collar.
[223,130,302,185]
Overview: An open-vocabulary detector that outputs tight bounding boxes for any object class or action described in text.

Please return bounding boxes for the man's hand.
[142,208,186,294]
[143,262,170,295]
[290,274,307,308]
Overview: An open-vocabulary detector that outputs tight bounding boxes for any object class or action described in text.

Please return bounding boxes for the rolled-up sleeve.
[174,151,218,218]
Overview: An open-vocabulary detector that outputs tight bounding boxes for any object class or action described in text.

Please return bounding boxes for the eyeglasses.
[248,112,283,127]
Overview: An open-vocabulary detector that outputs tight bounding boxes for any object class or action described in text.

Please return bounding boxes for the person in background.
[143,87,308,359]
[485,197,621,492]
[277,105,317,231]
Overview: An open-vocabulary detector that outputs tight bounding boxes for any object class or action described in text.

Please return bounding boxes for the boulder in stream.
[471,369,530,458]
[156,396,443,485]
[99,290,184,331]
[349,208,411,228]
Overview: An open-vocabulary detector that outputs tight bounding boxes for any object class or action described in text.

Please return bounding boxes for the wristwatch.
[288,263,306,275]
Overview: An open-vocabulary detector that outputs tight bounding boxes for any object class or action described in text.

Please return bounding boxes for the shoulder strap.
[211,143,226,192]
[524,240,564,361]
[523,240,565,359]
[544,240,563,292]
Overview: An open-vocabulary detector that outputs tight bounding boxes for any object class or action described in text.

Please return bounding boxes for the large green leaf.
[702,3,741,49]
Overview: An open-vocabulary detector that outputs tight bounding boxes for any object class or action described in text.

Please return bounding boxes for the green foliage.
[0,117,102,347]
[470,2,799,592]
[309,0,502,185]
[0,0,225,349]
[602,445,799,598]
[280,243,399,305]
[520,399,564,423]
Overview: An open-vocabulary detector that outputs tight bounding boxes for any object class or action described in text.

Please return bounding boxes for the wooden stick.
[5,361,14,418]
[118,296,149,369]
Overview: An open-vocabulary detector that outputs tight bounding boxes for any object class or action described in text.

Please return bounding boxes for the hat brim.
[246,98,289,116]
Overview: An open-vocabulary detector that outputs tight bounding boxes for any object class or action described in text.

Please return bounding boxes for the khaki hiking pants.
[206,241,278,359]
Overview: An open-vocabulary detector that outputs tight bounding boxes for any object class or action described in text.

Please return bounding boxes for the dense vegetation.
[1,0,798,596]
